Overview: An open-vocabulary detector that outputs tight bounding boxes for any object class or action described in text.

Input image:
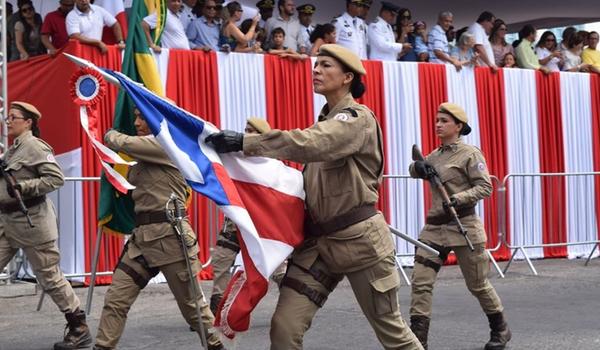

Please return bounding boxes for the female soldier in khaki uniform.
[0,101,92,350]
[93,107,224,350]
[408,103,511,350]
[207,44,423,350]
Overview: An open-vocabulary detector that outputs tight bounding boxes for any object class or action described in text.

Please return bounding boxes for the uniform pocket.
[370,270,400,315]
[439,164,464,186]
[320,158,352,198]
[30,241,60,269]
[317,220,379,272]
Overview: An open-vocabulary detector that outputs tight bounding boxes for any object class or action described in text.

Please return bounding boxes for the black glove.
[413,160,435,180]
[442,197,458,214]
[205,130,244,153]
[6,182,19,199]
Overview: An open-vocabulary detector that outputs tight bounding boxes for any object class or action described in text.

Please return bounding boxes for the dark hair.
[502,52,516,67]
[476,11,495,24]
[562,26,576,41]
[590,31,599,39]
[16,2,45,58]
[240,18,254,34]
[271,27,285,38]
[536,31,556,49]
[11,105,40,137]
[309,23,336,43]
[567,31,586,49]
[225,1,242,16]
[513,24,535,48]
[489,19,508,45]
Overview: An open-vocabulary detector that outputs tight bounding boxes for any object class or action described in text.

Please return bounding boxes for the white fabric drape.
[559,72,600,259]
[503,68,544,259]
[445,65,486,221]
[217,52,267,132]
[382,61,425,264]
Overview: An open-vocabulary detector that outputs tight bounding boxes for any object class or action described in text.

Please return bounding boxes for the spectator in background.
[535,31,562,72]
[219,1,259,52]
[236,18,264,53]
[514,25,551,74]
[41,0,75,56]
[179,0,198,32]
[396,8,416,61]
[265,0,301,52]
[12,2,46,61]
[446,25,456,50]
[428,11,462,70]
[560,26,576,53]
[296,4,315,55]
[256,0,275,28]
[309,23,336,56]
[5,2,14,59]
[489,19,514,67]
[578,30,590,48]
[413,21,429,61]
[8,0,43,61]
[142,0,189,52]
[368,1,404,61]
[467,11,497,70]
[187,0,221,51]
[502,52,517,68]
[451,32,479,67]
[66,0,125,54]
[333,0,368,59]
[562,31,591,72]
[582,31,600,74]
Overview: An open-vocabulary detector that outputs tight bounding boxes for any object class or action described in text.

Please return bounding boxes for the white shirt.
[535,47,561,72]
[468,22,494,66]
[333,12,366,59]
[144,10,190,50]
[178,3,197,32]
[298,24,314,54]
[368,16,403,61]
[562,49,582,71]
[265,15,301,51]
[66,4,117,40]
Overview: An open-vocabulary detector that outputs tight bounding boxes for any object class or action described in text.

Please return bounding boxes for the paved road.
[1,258,599,350]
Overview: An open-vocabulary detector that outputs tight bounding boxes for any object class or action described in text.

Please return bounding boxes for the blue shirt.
[428,24,450,64]
[186,16,221,51]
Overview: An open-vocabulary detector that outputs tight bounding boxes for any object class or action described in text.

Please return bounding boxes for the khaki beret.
[247,117,271,134]
[318,44,366,76]
[438,102,471,135]
[11,101,42,120]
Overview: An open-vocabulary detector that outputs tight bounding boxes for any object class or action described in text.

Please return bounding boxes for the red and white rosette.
[70,68,136,193]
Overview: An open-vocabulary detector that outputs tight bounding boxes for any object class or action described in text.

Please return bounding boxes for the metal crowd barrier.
[500,172,600,276]
[382,175,505,286]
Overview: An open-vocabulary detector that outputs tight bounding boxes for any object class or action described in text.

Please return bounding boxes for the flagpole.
[63,53,122,87]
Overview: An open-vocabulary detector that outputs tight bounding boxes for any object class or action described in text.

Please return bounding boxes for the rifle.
[0,160,35,228]
[165,193,208,350]
[412,145,474,251]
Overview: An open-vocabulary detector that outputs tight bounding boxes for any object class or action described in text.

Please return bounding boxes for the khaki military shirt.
[105,130,197,267]
[244,93,384,225]
[409,139,492,246]
[0,131,64,247]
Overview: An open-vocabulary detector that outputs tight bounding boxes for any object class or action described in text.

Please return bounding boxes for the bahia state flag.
[104,68,306,338]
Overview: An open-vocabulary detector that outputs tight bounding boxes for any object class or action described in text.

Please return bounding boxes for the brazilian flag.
[98,0,167,234]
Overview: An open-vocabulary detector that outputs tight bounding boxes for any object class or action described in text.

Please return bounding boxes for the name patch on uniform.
[333,113,349,121]
[477,162,486,171]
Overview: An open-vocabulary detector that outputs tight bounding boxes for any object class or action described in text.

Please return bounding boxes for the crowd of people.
[5,0,600,73]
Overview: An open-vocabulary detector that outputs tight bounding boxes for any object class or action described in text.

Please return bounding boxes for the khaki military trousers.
[410,243,503,317]
[0,235,80,312]
[270,252,423,350]
[95,253,221,349]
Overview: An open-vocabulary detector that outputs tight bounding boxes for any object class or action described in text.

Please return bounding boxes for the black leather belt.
[426,206,476,226]
[134,210,185,227]
[305,205,378,237]
[0,195,46,214]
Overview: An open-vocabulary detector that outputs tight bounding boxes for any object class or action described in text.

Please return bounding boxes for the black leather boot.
[485,312,512,350]
[410,315,430,350]
[53,308,93,350]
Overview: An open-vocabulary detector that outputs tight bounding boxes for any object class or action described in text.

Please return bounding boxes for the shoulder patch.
[334,113,350,121]
[477,162,486,171]
[47,154,56,163]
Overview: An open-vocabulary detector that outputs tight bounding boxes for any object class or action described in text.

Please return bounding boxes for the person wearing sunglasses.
[489,19,514,67]
[12,1,46,61]
[535,31,563,72]
[187,0,221,51]
[0,101,93,350]
[41,0,75,56]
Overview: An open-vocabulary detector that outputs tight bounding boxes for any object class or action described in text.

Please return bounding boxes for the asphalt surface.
[1,258,599,350]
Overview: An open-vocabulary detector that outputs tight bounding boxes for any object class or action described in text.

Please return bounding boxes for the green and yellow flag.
[98,0,167,234]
